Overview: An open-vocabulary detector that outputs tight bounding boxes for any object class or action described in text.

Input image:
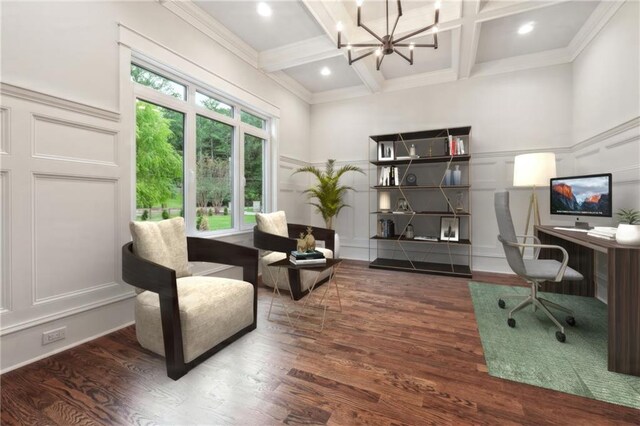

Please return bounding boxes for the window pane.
[131,64,186,100]
[196,115,234,231]
[241,110,266,129]
[244,134,265,225]
[195,92,234,118]
[135,100,184,222]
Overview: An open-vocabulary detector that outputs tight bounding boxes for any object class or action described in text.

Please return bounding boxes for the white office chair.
[494,191,584,342]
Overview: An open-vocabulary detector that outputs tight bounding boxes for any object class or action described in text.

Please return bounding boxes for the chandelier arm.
[394,49,412,65]
[348,43,384,47]
[359,22,385,43]
[390,0,403,37]
[376,53,386,71]
[393,23,437,44]
[349,49,376,65]
[397,43,436,48]
[434,32,438,49]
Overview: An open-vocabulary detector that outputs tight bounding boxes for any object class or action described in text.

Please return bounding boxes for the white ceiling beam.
[475,0,570,23]
[472,48,571,78]
[259,36,340,73]
[457,0,481,79]
[567,0,625,61]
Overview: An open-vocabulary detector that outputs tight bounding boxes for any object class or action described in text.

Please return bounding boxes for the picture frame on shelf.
[378,141,395,161]
[440,216,460,242]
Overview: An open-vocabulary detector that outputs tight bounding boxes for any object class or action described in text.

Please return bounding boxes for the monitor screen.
[550,173,612,217]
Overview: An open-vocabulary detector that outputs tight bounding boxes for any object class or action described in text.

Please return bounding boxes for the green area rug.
[468,282,640,409]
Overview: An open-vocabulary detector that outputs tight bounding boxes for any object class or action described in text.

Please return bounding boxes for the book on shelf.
[289,257,327,266]
[290,250,325,260]
[378,166,400,186]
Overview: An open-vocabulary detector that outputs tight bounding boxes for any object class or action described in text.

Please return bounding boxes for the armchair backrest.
[494,191,526,276]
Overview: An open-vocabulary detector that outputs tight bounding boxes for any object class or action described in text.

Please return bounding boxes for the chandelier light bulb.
[375,48,382,57]
[356,0,364,6]
[347,44,352,50]
[434,1,441,10]
[432,25,439,33]
[336,21,344,32]
[256,2,272,17]
[409,43,415,50]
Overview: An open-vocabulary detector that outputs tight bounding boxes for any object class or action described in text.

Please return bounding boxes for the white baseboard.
[0,297,135,374]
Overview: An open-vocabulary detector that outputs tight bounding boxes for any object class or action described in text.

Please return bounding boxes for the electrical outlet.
[42,327,66,345]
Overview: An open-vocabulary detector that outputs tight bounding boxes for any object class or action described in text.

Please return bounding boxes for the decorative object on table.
[405,173,417,186]
[304,226,316,250]
[395,197,410,212]
[440,216,460,242]
[513,152,556,243]
[615,208,640,245]
[452,165,462,185]
[455,191,464,213]
[297,232,307,252]
[378,141,395,161]
[404,223,415,239]
[335,0,440,70]
[293,159,364,230]
[379,191,391,212]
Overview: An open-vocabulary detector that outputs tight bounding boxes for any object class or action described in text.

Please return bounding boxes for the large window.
[132,61,271,234]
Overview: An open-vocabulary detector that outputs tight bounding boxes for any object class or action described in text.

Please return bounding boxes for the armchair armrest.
[288,223,336,253]
[187,237,258,285]
[121,242,177,297]
[253,226,297,253]
[498,236,569,281]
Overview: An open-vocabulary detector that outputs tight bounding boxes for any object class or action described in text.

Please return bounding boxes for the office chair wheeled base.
[498,282,576,343]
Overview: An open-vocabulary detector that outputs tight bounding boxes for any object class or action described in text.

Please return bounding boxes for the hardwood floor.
[2,260,637,425]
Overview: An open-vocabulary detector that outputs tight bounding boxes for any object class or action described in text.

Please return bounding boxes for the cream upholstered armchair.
[253,211,335,300]
[122,217,257,380]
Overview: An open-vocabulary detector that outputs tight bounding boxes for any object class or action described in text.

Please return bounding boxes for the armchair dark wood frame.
[122,237,258,380]
[253,223,335,301]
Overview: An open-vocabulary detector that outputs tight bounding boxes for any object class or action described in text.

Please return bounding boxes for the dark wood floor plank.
[1,260,637,425]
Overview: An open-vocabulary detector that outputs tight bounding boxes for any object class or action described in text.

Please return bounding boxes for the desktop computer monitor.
[550,173,612,218]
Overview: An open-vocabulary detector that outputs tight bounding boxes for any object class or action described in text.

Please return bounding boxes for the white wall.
[0,0,311,372]
[572,0,640,144]
[309,65,576,270]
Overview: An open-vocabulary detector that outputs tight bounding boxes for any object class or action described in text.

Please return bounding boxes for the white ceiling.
[476,1,600,63]
[167,0,620,104]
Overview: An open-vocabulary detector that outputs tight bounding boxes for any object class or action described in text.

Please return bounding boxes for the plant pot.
[615,224,640,245]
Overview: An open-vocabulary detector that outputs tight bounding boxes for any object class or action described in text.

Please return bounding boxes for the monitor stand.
[574,218,590,230]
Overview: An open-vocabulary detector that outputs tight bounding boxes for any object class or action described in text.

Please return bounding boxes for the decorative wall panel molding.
[0,83,120,122]
[32,174,119,304]
[32,114,118,166]
[0,107,11,155]
[0,171,11,313]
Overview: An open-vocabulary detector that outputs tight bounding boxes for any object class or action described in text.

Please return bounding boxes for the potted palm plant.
[294,160,364,257]
[616,208,640,245]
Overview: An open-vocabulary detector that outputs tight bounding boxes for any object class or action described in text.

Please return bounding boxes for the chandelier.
[337,0,440,70]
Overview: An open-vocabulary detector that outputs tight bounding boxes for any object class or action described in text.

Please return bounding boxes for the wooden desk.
[535,225,640,376]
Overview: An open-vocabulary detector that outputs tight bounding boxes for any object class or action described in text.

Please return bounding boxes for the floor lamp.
[513,153,557,250]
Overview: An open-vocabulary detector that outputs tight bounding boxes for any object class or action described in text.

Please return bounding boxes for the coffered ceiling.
[163,0,624,104]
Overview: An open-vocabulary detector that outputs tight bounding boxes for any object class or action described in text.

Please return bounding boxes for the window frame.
[131,59,272,236]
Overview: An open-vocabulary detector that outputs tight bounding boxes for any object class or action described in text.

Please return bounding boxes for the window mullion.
[184,91,197,236]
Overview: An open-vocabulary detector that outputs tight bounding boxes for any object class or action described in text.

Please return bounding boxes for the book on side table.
[290,250,327,265]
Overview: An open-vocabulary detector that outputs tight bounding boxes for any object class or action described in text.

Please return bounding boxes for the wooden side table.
[266,258,343,332]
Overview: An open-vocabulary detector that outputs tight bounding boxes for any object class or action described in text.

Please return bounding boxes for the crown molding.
[311,84,371,104]
[161,0,258,68]
[268,72,313,104]
[0,83,120,122]
[567,0,625,61]
[472,47,571,78]
[259,36,340,73]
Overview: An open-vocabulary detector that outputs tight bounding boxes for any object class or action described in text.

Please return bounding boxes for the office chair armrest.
[501,238,570,281]
[516,234,542,258]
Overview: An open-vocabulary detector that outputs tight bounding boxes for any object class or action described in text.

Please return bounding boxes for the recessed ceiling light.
[518,22,535,35]
[320,67,331,76]
[257,2,272,17]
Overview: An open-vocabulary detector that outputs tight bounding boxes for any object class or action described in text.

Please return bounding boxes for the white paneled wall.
[0,85,135,372]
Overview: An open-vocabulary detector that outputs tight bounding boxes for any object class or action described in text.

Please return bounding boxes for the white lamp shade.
[513,152,557,187]
[379,192,391,211]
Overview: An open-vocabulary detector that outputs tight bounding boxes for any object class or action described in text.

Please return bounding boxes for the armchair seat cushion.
[135,276,254,363]
[260,247,334,292]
